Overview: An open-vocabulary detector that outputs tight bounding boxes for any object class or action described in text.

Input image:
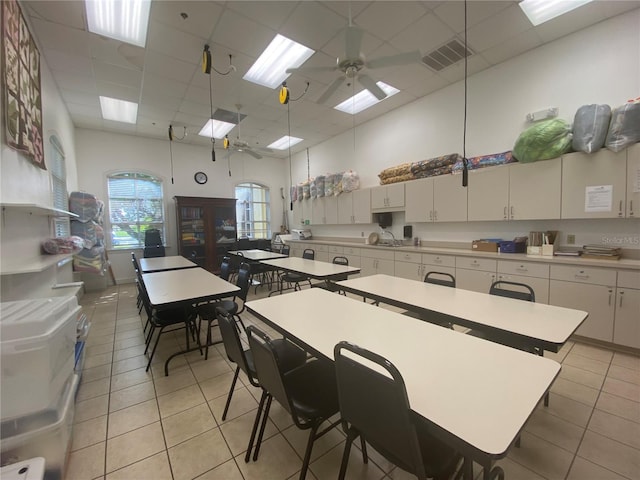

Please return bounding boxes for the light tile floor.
[67,283,640,480]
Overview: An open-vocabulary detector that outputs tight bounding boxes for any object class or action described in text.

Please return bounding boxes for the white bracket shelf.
[0,253,73,275]
[1,203,79,217]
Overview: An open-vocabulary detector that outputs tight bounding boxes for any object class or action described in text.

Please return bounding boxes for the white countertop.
[261,257,360,278]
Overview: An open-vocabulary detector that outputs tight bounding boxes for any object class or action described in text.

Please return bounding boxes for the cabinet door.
[292,201,304,227]
[467,166,510,221]
[456,268,496,293]
[395,261,424,281]
[386,183,405,208]
[352,189,372,224]
[324,195,338,224]
[496,273,550,304]
[311,198,324,225]
[376,258,395,276]
[613,288,640,349]
[561,149,627,219]
[405,178,433,222]
[627,144,639,218]
[549,280,615,342]
[360,256,377,277]
[433,174,467,222]
[371,187,387,209]
[509,158,561,220]
[337,193,353,224]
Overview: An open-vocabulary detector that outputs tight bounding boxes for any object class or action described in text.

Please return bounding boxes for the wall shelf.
[1,203,79,217]
[0,253,73,276]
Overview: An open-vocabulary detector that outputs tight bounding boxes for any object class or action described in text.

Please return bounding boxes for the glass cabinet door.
[179,206,206,265]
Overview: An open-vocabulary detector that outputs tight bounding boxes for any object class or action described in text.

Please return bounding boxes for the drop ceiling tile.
[144,51,199,84]
[435,54,491,83]
[467,4,533,52]
[482,29,543,66]
[137,104,180,125]
[29,18,91,56]
[150,1,223,39]
[356,2,429,41]
[96,81,140,103]
[376,63,437,91]
[73,116,104,130]
[321,27,383,59]
[279,2,346,50]
[139,91,182,112]
[50,71,96,95]
[92,60,143,89]
[23,1,86,29]
[141,75,189,101]
[323,1,372,20]
[89,38,145,71]
[404,71,449,98]
[389,13,456,54]
[59,90,100,109]
[433,1,514,33]
[226,1,297,31]
[211,8,277,58]
[43,50,93,77]
[146,20,208,64]
[178,99,212,118]
[66,102,102,118]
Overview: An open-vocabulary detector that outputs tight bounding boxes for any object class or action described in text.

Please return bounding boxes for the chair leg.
[298,420,322,480]
[222,367,240,421]
[234,314,247,332]
[246,390,269,463]
[360,436,368,464]
[338,428,357,480]
[204,318,212,360]
[144,323,155,354]
[145,325,165,372]
[252,394,273,461]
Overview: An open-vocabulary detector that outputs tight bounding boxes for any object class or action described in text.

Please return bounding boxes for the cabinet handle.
[574,273,589,279]
[434,211,438,221]
[630,200,634,217]
[619,291,624,307]
[503,206,507,219]
[608,289,613,306]
[417,265,421,276]
[510,206,514,219]
[434,258,442,264]
[429,211,433,221]
[516,266,528,272]
[618,200,623,217]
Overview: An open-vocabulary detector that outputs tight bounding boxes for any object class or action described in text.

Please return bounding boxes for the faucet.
[380,229,397,246]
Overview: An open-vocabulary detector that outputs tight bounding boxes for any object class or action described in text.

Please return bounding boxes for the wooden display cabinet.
[174,196,237,273]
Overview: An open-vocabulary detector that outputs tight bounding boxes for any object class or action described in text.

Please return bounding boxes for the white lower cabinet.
[360,249,394,277]
[613,270,640,349]
[549,265,617,342]
[497,260,550,304]
[455,257,497,293]
[394,251,423,281]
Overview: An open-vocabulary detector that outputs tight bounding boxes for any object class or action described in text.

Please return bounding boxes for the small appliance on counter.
[291,229,312,240]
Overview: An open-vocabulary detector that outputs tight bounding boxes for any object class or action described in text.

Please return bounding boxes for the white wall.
[287,10,640,249]
[74,129,288,282]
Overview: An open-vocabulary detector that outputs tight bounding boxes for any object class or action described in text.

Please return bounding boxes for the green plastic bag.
[513,119,572,163]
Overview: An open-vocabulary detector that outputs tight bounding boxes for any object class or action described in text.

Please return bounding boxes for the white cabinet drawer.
[456,257,497,272]
[394,251,422,264]
[422,254,455,268]
[498,260,549,278]
[550,265,616,285]
[314,244,328,253]
[343,246,361,256]
[362,248,395,260]
[496,273,550,304]
[327,245,344,254]
[617,270,640,289]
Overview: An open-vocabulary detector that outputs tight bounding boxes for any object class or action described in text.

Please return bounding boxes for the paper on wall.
[584,185,613,212]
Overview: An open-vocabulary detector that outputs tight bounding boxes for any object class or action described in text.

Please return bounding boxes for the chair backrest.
[144,228,162,246]
[247,326,293,415]
[237,237,251,250]
[219,256,231,281]
[302,248,315,260]
[332,256,349,266]
[489,280,535,302]
[131,252,140,272]
[424,271,456,288]
[281,245,291,256]
[236,262,252,302]
[216,308,258,386]
[334,341,426,477]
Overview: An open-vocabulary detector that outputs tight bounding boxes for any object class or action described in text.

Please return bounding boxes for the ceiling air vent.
[212,108,246,124]
[422,39,473,72]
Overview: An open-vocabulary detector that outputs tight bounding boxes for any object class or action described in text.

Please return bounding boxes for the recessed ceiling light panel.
[334,82,400,115]
[198,119,236,139]
[267,136,304,150]
[99,96,138,124]
[85,0,151,47]
[244,34,314,89]
[519,0,594,26]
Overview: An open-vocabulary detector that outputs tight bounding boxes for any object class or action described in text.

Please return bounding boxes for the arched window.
[235,182,271,239]
[107,172,165,248]
[50,135,69,237]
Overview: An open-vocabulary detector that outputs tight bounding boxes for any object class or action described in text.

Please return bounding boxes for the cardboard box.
[472,240,500,252]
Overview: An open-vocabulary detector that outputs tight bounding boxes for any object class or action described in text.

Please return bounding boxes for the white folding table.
[337,274,588,354]
[246,288,561,480]
[139,255,198,273]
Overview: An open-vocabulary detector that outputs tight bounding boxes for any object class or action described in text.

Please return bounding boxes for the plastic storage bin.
[0,457,45,480]
[0,374,78,480]
[0,296,80,420]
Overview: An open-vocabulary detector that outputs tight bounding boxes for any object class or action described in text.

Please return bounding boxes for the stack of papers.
[581,245,621,260]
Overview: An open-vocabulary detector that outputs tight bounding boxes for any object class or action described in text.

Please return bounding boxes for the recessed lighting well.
[244,34,314,89]
[99,96,138,124]
[334,82,400,115]
[198,119,236,139]
[519,0,594,26]
[267,136,304,150]
[85,0,151,47]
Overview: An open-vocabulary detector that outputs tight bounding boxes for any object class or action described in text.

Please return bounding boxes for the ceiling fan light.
[334,82,400,115]
[198,119,235,139]
[268,136,304,150]
[99,96,138,123]
[85,0,151,47]
[519,0,594,26]
[244,34,315,89]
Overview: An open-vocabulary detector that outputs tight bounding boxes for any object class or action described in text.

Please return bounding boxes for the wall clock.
[194,171,208,184]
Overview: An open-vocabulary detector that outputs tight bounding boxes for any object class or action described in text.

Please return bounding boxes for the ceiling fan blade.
[345,25,363,60]
[286,65,338,74]
[366,50,422,69]
[244,149,262,159]
[317,76,346,104]
[358,74,386,100]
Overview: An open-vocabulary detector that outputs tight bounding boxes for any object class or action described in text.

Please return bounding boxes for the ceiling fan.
[286,19,421,104]
[222,104,273,159]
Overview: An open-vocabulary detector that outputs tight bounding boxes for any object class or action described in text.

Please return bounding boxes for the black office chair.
[280,248,314,292]
[237,237,251,250]
[402,271,456,329]
[216,308,306,421]
[281,244,291,256]
[334,341,463,480]
[196,262,251,359]
[246,325,342,479]
[132,252,144,314]
[143,228,166,258]
[322,256,349,295]
[219,256,231,281]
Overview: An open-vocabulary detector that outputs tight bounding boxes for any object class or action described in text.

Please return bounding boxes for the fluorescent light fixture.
[334,82,400,115]
[267,136,303,150]
[85,0,151,47]
[244,34,314,89]
[198,119,236,139]
[519,0,594,26]
[99,96,138,124]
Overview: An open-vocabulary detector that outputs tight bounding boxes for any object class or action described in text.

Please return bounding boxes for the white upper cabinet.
[467,166,510,221]
[508,158,562,220]
[371,183,404,211]
[405,178,433,222]
[337,189,371,224]
[405,175,467,223]
[626,143,639,218]
[561,149,627,219]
